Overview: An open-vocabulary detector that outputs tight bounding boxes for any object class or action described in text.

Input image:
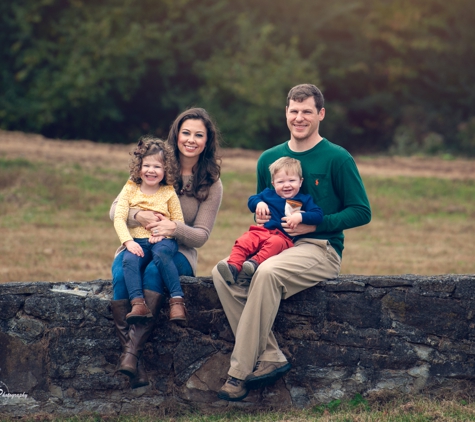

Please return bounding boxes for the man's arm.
[256,157,270,194]
[316,157,371,233]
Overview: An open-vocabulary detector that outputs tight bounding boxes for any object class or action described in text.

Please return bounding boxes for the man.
[212,83,371,401]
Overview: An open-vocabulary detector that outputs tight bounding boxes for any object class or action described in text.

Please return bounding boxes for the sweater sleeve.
[109,186,141,228]
[247,191,265,213]
[256,157,269,194]
[168,191,185,223]
[316,157,371,233]
[113,183,134,244]
[300,196,324,226]
[173,179,223,248]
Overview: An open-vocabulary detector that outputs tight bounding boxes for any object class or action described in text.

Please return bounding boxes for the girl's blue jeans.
[112,238,192,300]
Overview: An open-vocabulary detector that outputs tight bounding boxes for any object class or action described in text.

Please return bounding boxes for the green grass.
[6,395,475,421]
[218,171,475,224]
[1,156,475,280]
[365,176,475,222]
[1,156,475,419]
[3,157,474,231]
[0,157,128,227]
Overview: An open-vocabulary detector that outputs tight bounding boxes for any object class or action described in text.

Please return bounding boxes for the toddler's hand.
[256,201,270,218]
[282,213,302,230]
[125,240,144,257]
[255,202,270,226]
[149,235,164,244]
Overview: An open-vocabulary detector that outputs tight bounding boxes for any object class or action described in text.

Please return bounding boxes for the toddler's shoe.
[169,297,187,323]
[242,259,259,276]
[126,298,153,324]
[217,260,239,285]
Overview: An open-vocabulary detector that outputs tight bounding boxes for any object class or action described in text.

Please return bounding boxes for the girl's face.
[177,119,207,160]
[140,154,165,189]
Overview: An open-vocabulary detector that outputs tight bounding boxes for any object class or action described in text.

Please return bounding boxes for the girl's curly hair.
[129,136,180,187]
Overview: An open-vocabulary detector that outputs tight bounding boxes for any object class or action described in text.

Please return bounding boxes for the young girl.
[114,137,186,324]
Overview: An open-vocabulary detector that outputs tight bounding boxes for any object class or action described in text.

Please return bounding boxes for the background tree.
[1,0,474,154]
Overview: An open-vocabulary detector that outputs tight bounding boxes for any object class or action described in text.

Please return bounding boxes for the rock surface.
[1,274,475,417]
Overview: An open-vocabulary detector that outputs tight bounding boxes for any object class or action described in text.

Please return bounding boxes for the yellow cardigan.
[114,180,184,245]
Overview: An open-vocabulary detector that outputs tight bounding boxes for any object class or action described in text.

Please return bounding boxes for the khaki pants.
[212,238,341,380]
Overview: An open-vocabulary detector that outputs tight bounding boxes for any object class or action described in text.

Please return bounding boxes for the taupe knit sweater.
[110,175,223,275]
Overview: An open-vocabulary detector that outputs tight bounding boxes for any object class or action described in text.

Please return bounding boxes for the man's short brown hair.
[286,84,324,111]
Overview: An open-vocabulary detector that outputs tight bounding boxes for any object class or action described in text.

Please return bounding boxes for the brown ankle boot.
[169,297,187,322]
[130,359,149,389]
[126,298,153,324]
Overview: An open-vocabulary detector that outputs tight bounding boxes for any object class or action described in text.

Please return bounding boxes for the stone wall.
[1,274,475,417]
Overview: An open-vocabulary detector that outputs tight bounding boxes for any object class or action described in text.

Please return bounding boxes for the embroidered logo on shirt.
[315,179,319,186]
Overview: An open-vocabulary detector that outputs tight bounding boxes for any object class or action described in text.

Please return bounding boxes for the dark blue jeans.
[112,245,192,300]
[119,238,186,300]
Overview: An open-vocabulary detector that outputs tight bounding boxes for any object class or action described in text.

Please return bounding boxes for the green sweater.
[257,139,371,258]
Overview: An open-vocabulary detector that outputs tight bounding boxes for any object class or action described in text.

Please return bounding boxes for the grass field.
[1,131,475,420]
[3,395,475,421]
[0,130,475,282]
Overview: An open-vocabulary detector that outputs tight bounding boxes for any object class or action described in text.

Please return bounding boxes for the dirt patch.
[1,129,474,179]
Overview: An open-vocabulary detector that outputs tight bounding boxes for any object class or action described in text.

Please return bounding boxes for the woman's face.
[177,119,208,160]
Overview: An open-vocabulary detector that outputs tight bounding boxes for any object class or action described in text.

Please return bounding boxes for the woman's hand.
[135,210,161,227]
[147,213,178,237]
[281,222,317,237]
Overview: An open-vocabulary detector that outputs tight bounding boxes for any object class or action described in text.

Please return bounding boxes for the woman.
[109,108,223,389]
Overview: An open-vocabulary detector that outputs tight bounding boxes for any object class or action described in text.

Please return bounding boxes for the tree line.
[1,0,475,154]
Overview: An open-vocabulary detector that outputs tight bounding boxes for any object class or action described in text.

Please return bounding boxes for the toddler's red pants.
[227,225,293,271]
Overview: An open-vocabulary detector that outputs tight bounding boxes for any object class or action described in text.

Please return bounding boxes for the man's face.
[286,97,325,142]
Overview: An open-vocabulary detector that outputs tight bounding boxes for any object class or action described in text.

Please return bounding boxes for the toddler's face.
[272,170,302,199]
[140,154,165,188]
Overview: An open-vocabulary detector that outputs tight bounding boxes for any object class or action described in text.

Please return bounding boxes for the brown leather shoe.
[111,299,153,386]
[245,360,292,390]
[217,376,248,401]
[119,350,139,377]
[169,297,187,322]
[130,359,149,389]
[110,299,138,378]
[118,290,164,379]
[126,298,153,324]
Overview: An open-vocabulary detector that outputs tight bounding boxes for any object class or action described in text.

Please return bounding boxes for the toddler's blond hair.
[269,157,303,180]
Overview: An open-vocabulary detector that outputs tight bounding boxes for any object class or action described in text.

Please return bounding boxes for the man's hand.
[281,222,317,237]
[282,213,303,230]
[124,240,144,257]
